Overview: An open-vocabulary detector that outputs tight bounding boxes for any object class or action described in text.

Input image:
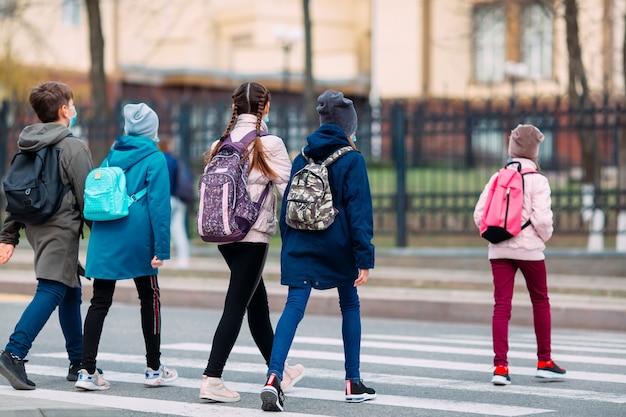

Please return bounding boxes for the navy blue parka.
[279,123,375,290]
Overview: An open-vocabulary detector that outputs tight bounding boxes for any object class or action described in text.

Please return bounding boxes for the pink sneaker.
[199,375,240,402]
[281,363,305,392]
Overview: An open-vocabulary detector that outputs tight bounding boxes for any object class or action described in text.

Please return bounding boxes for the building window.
[473,5,505,84]
[521,3,553,80]
[0,0,17,19]
[62,0,80,26]
[471,118,503,163]
[471,118,553,167]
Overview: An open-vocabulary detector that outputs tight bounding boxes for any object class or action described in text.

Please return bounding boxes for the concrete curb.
[1,270,624,331]
[1,247,625,331]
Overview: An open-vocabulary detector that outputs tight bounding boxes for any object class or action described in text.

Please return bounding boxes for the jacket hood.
[232,114,269,134]
[302,123,352,161]
[18,123,72,152]
[106,135,160,170]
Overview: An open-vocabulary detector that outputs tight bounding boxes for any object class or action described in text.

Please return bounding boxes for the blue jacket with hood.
[279,123,375,290]
[85,135,171,279]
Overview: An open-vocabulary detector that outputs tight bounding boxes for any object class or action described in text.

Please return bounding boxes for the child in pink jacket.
[474,124,566,386]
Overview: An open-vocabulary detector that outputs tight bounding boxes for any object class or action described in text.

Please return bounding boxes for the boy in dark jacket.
[261,90,376,412]
[0,81,93,389]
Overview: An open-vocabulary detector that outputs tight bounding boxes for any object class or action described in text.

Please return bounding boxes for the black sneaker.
[536,360,566,380]
[67,362,82,381]
[0,350,36,390]
[261,373,285,412]
[345,379,376,403]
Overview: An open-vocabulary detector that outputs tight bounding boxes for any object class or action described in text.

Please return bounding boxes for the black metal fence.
[1,89,624,246]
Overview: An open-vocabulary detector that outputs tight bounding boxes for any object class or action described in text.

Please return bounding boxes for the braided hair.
[205,82,277,178]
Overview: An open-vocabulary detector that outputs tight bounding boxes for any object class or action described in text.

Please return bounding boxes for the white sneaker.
[144,365,178,386]
[281,363,304,392]
[75,369,110,391]
[199,375,240,402]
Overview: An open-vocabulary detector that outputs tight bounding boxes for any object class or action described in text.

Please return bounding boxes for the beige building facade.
[0,0,623,102]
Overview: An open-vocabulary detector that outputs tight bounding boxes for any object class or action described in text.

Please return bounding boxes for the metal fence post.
[392,104,407,247]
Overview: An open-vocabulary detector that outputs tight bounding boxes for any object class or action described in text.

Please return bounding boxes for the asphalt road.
[0,297,624,417]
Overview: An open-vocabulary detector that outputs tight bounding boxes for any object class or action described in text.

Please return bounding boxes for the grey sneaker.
[0,350,36,390]
[144,364,178,387]
[74,368,110,391]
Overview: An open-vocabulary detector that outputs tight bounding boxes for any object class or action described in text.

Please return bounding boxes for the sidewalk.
[2,245,625,331]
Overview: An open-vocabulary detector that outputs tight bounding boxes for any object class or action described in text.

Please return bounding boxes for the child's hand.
[354,269,369,287]
[151,256,163,268]
[0,243,15,264]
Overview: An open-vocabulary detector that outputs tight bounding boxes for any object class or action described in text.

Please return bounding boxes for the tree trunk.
[85,0,110,165]
[620,12,626,209]
[563,0,600,187]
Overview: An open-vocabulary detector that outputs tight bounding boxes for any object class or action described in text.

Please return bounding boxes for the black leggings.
[204,242,273,377]
[82,275,162,373]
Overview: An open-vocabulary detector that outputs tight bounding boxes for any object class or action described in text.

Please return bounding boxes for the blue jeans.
[6,279,82,362]
[268,283,362,381]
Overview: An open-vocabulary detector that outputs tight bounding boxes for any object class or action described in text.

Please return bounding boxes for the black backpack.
[3,144,70,224]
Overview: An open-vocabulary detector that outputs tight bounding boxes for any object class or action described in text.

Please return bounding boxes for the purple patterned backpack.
[197,131,270,242]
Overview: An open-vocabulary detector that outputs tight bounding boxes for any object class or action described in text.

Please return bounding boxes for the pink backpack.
[479,161,538,243]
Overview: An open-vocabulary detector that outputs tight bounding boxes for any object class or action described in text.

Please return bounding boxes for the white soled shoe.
[75,368,110,391]
[199,375,241,403]
[144,364,178,386]
[281,363,305,392]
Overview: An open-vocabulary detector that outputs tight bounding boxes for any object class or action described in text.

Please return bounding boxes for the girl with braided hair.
[199,82,303,403]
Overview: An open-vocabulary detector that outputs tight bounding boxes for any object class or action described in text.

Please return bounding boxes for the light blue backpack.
[83,161,147,221]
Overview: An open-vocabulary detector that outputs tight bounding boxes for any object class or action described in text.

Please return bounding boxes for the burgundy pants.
[490,259,552,366]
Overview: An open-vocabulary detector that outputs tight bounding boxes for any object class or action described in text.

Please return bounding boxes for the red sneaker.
[536,360,566,380]
[491,365,511,385]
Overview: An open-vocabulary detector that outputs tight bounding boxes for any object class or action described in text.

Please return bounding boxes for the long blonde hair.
[204,82,277,178]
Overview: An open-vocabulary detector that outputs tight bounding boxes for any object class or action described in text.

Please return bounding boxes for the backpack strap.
[300,147,313,163]
[253,181,272,211]
[512,164,539,231]
[101,158,148,206]
[301,146,354,166]
[322,146,354,167]
[221,130,268,150]
[128,187,148,205]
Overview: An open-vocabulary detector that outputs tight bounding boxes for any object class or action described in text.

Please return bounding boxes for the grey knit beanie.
[508,124,544,159]
[316,90,358,137]
[123,103,159,139]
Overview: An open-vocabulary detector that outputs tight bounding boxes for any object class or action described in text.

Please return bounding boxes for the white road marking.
[289,336,626,366]
[11,366,552,416]
[33,354,626,404]
[362,334,626,356]
[0,385,330,417]
[158,342,626,384]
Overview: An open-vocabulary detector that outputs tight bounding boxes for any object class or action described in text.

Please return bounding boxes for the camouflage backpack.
[285,146,353,231]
